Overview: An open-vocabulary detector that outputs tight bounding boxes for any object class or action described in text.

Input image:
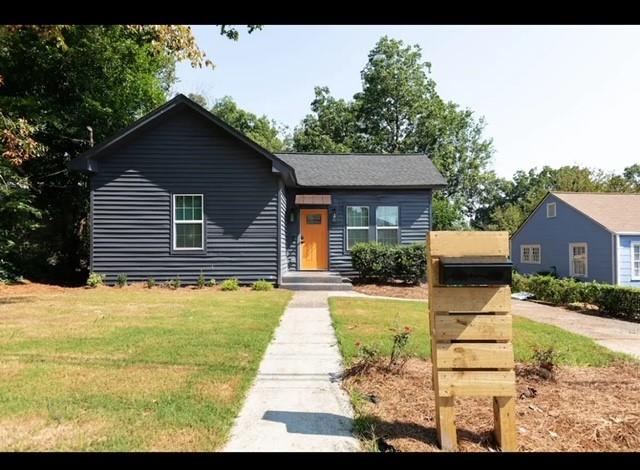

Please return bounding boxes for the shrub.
[146,278,156,289]
[167,277,181,290]
[252,279,273,291]
[350,242,426,284]
[116,273,128,287]
[197,271,206,289]
[512,272,640,321]
[388,326,412,372]
[207,278,217,287]
[86,272,105,288]
[221,278,240,291]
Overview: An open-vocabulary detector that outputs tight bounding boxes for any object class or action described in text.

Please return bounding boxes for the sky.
[174,25,640,179]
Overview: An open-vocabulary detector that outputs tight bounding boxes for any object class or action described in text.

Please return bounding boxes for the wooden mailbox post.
[427,231,517,451]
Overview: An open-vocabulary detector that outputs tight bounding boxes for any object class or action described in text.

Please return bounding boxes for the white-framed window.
[346,206,369,250]
[631,242,640,280]
[521,244,541,264]
[569,242,588,278]
[173,194,204,250]
[376,206,399,245]
[546,202,556,218]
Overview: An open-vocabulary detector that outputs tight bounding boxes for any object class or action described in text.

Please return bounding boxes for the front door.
[300,208,328,270]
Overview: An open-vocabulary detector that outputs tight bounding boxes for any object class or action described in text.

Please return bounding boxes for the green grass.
[0,286,292,450]
[328,297,632,367]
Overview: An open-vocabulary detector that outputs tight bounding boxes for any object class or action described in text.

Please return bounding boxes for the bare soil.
[352,282,428,300]
[344,358,640,452]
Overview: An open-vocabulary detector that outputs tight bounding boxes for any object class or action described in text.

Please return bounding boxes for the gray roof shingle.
[275,153,447,188]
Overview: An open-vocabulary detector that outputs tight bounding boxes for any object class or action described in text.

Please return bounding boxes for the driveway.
[512,300,640,359]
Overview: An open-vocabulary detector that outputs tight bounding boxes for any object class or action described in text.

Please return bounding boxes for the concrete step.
[280,282,353,291]
[283,273,345,284]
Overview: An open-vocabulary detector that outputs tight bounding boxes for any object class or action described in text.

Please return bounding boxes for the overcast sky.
[174,25,640,179]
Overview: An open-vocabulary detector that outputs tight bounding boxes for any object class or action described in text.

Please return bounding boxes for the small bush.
[207,278,217,287]
[167,277,181,290]
[251,279,273,291]
[86,272,105,288]
[197,272,206,289]
[116,273,128,287]
[350,242,426,285]
[221,278,240,291]
[388,326,412,372]
[146,278,156,289]
[531,346,562,379]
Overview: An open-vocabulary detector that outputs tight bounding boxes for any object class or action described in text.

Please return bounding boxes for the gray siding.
[91,108,280,285]
[618,235,640,287]
[286,189,432,276]
[510,193,614,283]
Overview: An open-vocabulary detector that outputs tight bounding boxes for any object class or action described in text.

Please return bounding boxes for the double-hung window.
[569,243,588,277]
[346,206,369,250]
[173,194,204,250]
[376,206,399,245]
[631,242,640,280]
[521,244,541,264]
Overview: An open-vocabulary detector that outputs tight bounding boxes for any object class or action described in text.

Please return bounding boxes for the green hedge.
[513,272,640,321]
[350,242,426,285]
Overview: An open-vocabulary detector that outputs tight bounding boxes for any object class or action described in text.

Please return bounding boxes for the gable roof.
[552,192,640,234]
[68,93,294,176]
[275,153,447,188]
[511,191,640,238]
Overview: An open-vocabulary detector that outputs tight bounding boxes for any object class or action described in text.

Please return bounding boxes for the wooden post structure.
[428,231,517,451]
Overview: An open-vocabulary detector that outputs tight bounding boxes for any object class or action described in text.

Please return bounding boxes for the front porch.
[280,271,353,291]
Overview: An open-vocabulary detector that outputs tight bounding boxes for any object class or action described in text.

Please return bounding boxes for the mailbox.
[439,256,512,286]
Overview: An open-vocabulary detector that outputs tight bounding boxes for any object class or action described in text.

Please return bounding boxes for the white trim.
[616,233,621,285]
[172,194,204,251]
[569,242,588,278]
[375,206,399,245]
[631,241,640,281]
[546,202,556,218]
[520,244,541,264]
[346,205,369,251]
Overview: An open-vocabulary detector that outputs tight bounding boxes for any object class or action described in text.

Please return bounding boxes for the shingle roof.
[552,192,640,233]
[275,153,447,188]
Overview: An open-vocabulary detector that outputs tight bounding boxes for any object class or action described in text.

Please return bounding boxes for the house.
[69,94,446,289]
[511,191,640,287]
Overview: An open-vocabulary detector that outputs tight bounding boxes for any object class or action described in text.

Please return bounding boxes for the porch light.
[330,207,337,223]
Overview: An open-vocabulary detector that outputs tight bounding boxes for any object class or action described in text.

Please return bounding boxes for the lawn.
[329,297,630,366]
[0,284,292,451]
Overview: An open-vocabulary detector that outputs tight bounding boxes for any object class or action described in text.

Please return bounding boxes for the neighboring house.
[511,191,640,287]
[69,94,446,289]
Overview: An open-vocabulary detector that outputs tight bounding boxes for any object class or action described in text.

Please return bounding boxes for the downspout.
[615,233,621,285]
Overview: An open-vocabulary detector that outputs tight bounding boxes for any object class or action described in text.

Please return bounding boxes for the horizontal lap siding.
[618,235,640,287]
[286,189,432,276]
[91,109,279,285]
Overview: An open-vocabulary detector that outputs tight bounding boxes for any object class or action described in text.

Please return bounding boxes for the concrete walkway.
[223,291,360,452]
[512,299,640,359]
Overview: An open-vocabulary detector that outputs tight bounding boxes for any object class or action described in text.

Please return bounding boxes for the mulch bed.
[343,358,640,452]
[352,282,428,300]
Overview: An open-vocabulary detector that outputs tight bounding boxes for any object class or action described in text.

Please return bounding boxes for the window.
[173,194,204,250]
[520,244,541,264]
[346,206,369,250]
[546,202,556,218]
[376,206,399,245]
[632,242,640,280]
[569,243,588,277]
[306,214,322,225]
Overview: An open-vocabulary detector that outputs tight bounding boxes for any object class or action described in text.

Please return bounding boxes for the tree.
[187,93,209,108]
[210,96,286,152]
[292,36,494,228]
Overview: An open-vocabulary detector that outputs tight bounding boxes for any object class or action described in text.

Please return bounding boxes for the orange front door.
[300,208,329,270]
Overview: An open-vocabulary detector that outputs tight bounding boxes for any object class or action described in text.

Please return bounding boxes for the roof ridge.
[552,191,640,196]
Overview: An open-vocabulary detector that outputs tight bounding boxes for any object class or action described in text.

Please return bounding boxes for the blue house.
[511,192,640,287]
[68,94,446,289]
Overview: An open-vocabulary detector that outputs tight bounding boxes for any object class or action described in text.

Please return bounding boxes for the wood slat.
[434,314,512,341]
[438,370,516,397]
[429,231,509,257]
[436,343,515,369]
[430,286,511,313]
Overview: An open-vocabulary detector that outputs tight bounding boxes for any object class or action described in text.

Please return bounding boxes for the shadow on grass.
[0,296,36,305]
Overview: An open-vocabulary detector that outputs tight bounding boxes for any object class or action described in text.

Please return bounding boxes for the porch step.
[281,271,352,290]
[280,281,353,291]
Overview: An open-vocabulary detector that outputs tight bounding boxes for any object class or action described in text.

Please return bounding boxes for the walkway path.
[512,299,640,359]
[223,291,360,452]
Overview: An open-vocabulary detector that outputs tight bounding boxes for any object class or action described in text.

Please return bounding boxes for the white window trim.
[346,206,369,251]
[569,242,588,278]
[631,241,640,281]
[520,244,541,264]
[546,202,556,218]
[375,206,399,245]
[172,194,204,251]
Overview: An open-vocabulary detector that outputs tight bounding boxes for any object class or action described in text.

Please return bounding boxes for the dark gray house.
[69,94,446,289]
